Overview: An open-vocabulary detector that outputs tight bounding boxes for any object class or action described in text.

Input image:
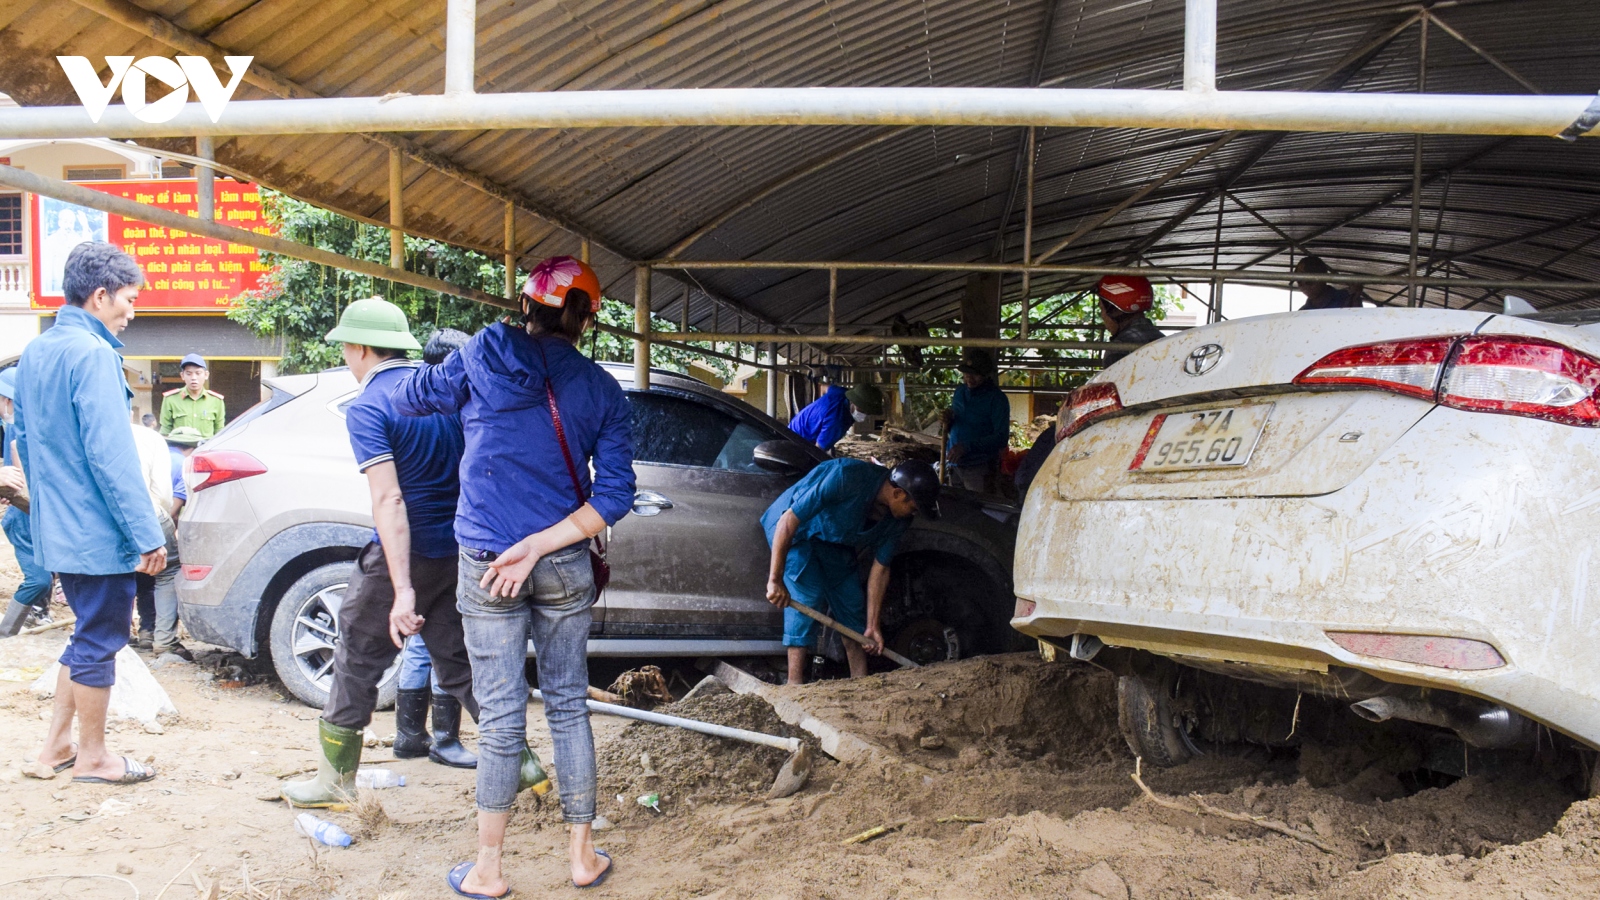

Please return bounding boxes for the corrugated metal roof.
[2,0,1599,333]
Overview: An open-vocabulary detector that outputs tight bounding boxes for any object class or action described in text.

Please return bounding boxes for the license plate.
[1130,404,1273,471]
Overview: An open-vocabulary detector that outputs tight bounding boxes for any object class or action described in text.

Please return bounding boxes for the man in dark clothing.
[1097,274,1165,367]
[280,299,505,805]
[1014,275,1167,500]
[1294,256,1367,310]
[941,349,1011,494]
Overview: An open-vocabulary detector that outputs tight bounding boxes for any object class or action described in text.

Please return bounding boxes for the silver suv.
[177,363,1021,707]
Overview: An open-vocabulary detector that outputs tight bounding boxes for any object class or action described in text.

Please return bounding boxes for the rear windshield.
[210,382,298,441]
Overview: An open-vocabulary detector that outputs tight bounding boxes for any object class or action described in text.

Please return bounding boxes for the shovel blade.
[768,745,813,799]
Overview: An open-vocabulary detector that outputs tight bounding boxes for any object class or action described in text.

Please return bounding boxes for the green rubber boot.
[519,744,552,796]
[281,719,362,807]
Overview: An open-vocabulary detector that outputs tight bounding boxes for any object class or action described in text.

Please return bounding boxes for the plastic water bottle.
[294,813,352,848]
[355,767,405,789]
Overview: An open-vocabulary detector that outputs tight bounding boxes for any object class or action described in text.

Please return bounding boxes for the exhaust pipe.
[1350,696,1534,749]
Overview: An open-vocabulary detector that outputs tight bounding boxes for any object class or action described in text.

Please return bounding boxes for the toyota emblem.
[1184,343,1223,376]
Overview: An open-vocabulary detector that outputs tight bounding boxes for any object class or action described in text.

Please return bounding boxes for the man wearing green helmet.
[280,298,551,806]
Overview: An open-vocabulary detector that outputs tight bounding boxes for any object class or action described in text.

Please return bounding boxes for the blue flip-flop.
[447,862,511,899]
[574,850,613,889]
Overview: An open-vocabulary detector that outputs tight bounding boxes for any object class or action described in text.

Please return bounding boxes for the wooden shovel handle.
[785,600,920,668]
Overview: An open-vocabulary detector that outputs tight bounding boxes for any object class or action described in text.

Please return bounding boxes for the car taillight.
[189,450,267,491]
[1293,337,1456,399]
[1058,382,1122,439]
[1327,632,1505,670]
[1438,335,1600,425]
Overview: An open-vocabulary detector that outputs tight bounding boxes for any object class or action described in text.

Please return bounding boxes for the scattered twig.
[0,873,139,897]
[153,851,202,900]
[935,815,986,824]
[841,821,908,845]
[1130,758,1337,855]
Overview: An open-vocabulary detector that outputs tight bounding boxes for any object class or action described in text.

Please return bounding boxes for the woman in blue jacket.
[399,256,633,896]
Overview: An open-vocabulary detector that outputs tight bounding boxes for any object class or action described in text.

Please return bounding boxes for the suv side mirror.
[753,440,815,476]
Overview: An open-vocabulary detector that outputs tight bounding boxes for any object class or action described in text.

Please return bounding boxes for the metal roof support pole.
[1021,126,1036,340]
[445,0,476,95]
[1185,0,1218,93]
[581,240,591,264]
[389,149,405,269]
[635,266,652,389]
[766,344,778,417]
[680,285,690,333]
[195,135,215,222]
[504,202,516,300]
[1408,12,1429,307]
[828,268,838,336]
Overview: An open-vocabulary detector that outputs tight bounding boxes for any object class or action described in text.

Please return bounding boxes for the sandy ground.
[2,527,1600,897]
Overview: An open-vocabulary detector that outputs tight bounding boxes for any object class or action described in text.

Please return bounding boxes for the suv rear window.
[627,391,781,472]
[210,383,296,441]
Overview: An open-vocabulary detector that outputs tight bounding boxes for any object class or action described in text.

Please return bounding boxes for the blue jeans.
[3,506,51,610]
[458,543,595,821]
[58,572,136,688]
[397,633,443,693]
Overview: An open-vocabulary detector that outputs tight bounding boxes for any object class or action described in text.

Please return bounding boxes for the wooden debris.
[1130,759,1337,855]
[935,815,986,824]
[841,821,908,845]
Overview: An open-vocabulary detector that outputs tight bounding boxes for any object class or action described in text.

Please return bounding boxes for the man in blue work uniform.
[0,367,53,636]
[763,458,941,685]
[941,348,1011,494]
[282,300,515,805]
[789,372,886,452]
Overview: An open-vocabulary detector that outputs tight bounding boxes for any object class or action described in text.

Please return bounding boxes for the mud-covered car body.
[178,362,1020,706]
[1013,306,1600,753]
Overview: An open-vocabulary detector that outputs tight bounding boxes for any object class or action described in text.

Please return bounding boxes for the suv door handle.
[632,490,674,516]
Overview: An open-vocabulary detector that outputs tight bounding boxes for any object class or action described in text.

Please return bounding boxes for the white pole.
[445,0,476,95]
[1185,0,1218,93]
[2,88,1593,140]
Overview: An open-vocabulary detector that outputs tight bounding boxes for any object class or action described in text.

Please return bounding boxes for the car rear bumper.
[1014,405,1600,749]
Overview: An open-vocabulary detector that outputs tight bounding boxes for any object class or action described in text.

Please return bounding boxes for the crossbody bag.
[536,342,611,594]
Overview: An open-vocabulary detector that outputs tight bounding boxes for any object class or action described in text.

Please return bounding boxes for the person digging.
[763,458,940,685]
[281,300,550,806]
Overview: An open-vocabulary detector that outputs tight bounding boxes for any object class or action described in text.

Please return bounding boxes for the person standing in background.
[164,426,203,519]
[0,368,52,636]
[158,353,225,438]
[941,349,1010,494]
[19,242,165,785]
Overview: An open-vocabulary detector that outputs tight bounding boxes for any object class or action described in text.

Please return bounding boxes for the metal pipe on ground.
[4,88,1597,140]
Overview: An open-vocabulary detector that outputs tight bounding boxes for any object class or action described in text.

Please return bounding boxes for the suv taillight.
[1296,334,1600,427]
[189,450,268,491]
[1058,382,1123,440]
[1293,337,1456,399]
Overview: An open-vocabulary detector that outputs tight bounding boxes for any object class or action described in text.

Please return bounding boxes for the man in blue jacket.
[19,242,165,785]
[789,371,886,451]
[941,348,1011,494]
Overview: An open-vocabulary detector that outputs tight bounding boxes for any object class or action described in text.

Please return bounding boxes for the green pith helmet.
[324,297,422,351]
[845,382,885,416]
[165,426,204,446]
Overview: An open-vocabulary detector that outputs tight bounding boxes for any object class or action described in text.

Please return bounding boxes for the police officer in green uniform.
[158,353,225,438]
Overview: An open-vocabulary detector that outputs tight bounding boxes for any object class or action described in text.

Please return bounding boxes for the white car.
[1012,304,1600,766]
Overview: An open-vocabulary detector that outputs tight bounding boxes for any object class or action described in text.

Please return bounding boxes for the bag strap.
[535,341,605,552]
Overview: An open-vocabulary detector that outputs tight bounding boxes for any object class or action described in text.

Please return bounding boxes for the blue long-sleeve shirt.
[14,305,163,574]
[395,324,635,553]
[947,381,1011,467]
[788,385,852,450]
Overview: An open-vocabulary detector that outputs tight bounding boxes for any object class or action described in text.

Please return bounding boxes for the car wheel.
[883,552,1003,665]
[268,562,399,710]
[1117,670,1201,768]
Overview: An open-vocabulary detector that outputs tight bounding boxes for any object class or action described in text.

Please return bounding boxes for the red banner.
[30,179,271,311]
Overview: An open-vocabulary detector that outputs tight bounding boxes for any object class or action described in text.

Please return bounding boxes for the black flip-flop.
[574,850,613,889]
[49,742,79,773]
[72,756,155,785]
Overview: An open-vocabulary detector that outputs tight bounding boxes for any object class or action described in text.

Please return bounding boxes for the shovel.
[786,600,921,669]
[529,687,814,798]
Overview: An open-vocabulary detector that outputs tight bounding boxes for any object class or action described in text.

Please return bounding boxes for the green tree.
[230,192,734,381]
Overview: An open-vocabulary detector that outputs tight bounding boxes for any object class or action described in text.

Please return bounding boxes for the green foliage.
[230,192,735,381]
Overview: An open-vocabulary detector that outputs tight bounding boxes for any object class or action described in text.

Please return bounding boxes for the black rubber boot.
[427,692,478,768]
[391,688,431,759]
